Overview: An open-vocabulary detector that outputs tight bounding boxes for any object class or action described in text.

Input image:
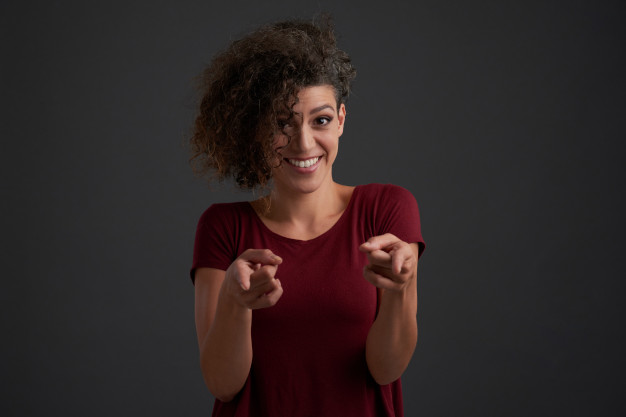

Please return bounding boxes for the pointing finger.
[249,265,278,289]
[390,248,406,275]
[235,261,252,290]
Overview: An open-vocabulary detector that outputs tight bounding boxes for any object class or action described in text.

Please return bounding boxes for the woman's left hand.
[360,233,420,384]
[359,233,418,292]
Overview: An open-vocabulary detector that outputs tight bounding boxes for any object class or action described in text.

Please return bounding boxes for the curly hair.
[190,16,356,189]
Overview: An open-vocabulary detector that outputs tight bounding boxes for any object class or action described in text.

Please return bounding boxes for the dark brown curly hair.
[190,16,356,189]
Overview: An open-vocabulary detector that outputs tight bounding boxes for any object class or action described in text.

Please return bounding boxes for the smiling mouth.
[285,157,320,168]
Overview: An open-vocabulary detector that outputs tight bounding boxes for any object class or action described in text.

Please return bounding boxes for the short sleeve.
[375,184,426,259]
[190,204,237,283]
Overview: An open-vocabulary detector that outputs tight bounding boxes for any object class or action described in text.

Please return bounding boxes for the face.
[271,85,346,195]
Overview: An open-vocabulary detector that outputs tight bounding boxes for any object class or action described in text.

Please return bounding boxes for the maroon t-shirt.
[191,183,425,417]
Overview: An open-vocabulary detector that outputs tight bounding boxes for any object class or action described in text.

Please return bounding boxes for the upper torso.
[192,183,425,417]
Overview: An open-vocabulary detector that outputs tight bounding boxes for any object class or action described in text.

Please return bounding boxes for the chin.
[286,179,324,194]
[273,172,331,195]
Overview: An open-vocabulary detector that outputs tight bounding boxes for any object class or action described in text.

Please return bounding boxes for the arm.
[360,235,419,385]
[194,249,283,402]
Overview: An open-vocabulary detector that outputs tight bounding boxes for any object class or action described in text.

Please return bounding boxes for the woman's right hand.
[195,249,282,401]
[222,249,284,310]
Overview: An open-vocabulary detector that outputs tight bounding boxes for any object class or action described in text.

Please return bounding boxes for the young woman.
[190,18,425,417]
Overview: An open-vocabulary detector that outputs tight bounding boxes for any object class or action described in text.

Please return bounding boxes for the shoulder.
[355,183,416,204]
[192,202,251,278]
[196,201,251,229]
[354,183,421,225]
[355,184,424,254]
[199,201,250,217]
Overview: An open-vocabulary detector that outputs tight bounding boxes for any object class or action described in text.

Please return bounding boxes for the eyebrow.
[309,104,335,115]
[291,104,336,118]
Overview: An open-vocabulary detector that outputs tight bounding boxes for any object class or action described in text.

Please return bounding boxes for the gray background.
[2,0,625,416]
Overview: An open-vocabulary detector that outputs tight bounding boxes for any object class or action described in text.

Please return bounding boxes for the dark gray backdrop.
[3,0,624,416]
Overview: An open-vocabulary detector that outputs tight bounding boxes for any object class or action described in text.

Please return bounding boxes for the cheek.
[272,133,289,151]
[321,134,339,154]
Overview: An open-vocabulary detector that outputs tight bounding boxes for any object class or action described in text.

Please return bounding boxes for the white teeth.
[287,157,319,168]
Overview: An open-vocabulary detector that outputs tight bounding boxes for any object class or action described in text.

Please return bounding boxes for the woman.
[190,18,425,417]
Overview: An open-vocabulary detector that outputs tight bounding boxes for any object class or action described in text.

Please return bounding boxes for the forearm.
[365,283,418,385]
[199,291,253,402]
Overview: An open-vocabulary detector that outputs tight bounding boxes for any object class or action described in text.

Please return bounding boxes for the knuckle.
[261,266,275,279]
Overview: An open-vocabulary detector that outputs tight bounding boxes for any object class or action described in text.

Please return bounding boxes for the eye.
[316,116,332,126]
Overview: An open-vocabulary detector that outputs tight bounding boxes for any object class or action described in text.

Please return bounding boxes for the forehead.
[293,85,337,111]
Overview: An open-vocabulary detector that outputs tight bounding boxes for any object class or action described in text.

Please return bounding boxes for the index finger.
[389,243,418,275]
[390,247,408,275]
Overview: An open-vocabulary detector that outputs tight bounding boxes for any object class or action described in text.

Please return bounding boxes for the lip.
[283,156,323,173]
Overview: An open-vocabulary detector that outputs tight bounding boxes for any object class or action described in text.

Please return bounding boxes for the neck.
[266,180,343,226]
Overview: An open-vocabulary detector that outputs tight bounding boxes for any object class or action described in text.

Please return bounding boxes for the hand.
[359,233,417,292]
[223,249,284,310]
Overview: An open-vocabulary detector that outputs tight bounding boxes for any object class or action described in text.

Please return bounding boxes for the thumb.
[241,249,283,266]
[359,233,399,252]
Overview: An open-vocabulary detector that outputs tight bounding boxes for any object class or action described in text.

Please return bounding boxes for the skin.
[194,85,419,402]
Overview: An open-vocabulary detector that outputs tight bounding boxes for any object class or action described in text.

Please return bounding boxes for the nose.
[289,125,315,153]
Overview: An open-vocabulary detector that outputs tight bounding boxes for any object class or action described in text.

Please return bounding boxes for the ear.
[337,103,346,137]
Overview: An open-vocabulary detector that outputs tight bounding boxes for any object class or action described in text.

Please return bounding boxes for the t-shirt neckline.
[245,185,360,244]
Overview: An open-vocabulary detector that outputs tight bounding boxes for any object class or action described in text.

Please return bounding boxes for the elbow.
[212,389,237,403]
[368,366,403,386]
[373,375,397,386]
[365,339,416,386]
[366,351,406,385]
[199,355,244,403]
[203,374,242,403]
